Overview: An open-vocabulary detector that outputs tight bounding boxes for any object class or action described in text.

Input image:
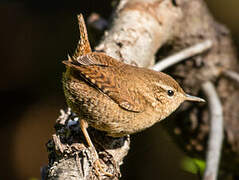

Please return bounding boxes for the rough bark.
[46,0,239,179]
[46,109,130,180]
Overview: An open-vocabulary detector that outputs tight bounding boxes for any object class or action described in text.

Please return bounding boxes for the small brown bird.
[62,14,205,174]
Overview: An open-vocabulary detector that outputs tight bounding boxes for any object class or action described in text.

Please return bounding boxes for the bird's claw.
[93,159,113,177]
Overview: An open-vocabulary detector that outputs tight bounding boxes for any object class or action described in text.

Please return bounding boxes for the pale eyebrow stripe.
[152,82,173,91]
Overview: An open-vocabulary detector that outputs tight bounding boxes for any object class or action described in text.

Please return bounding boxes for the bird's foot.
[93,158,113,177]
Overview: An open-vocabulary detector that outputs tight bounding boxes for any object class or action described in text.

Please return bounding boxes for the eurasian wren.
[62,14,204,157]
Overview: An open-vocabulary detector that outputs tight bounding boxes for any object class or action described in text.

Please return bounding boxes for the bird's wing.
[63,54,145,112]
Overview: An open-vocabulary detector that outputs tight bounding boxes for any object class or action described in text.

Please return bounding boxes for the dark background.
[1,0,238,179]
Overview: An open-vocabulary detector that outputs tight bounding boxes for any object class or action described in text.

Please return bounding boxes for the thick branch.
[46,109,130,180]
[96,0,182,67]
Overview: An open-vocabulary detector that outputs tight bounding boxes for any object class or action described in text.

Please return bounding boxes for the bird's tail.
[72,14,92,60]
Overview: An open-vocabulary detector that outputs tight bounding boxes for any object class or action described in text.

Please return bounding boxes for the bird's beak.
[185,94,205,102]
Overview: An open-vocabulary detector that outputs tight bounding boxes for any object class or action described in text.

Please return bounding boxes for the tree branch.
[223,70,239,84]
[151,40,213,71]
[46,109,130,180]
[202,81,224,180]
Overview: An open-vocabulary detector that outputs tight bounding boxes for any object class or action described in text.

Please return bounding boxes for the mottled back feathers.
[63,53,145,112]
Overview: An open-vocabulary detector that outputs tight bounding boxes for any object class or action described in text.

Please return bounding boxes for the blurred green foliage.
[181,157,206,175]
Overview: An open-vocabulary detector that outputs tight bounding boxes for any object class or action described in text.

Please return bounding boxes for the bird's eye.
[167,90,174,97]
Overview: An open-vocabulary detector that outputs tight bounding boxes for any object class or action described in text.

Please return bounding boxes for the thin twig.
[151,40,213,71]
[202,81,224,180]
[223,70,239,84]
[150,39,223,179]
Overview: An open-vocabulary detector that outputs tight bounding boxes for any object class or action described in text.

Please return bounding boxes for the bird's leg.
[80,119,98,157]
[80,119,113,177]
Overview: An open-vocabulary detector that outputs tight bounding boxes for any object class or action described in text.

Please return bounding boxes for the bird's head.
[151,72,205,120]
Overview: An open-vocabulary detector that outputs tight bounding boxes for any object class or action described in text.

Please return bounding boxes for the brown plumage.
[62,14,205,175]
[62,14,204,138]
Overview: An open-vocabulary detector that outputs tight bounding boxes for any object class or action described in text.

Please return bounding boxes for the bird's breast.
[63,72,161,137]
